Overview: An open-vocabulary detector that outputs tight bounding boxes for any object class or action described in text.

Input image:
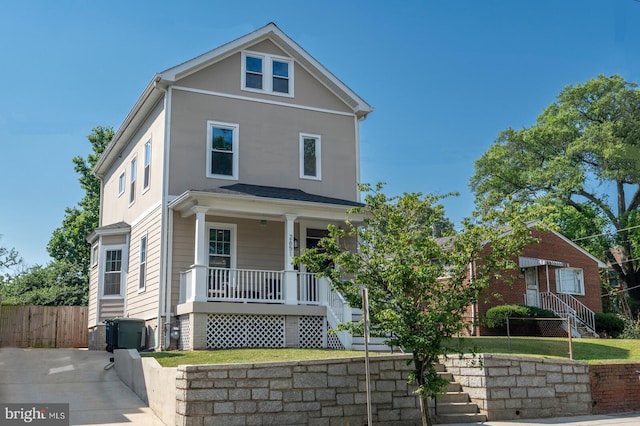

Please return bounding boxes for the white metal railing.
[298,272,320,304]
[538,292,597,337]
[556,293,597,335]
[207,267,284,303]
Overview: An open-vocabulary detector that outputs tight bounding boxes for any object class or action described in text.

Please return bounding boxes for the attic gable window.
[242,51,293,96]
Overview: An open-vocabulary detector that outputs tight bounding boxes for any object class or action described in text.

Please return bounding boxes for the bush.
[594,313,625,338]
[620,317,640,339]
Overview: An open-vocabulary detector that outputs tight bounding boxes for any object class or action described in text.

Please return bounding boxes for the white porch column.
[283,214,298,305]
[191,206,208,302]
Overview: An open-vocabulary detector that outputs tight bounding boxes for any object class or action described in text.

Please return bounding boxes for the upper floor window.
[118,171,125,196]
[556,267,584,295]
[129,157,137,204]
[242,51,293,96]
[207,121,239,180]
[143,141,151,191]
[300,133,321,180]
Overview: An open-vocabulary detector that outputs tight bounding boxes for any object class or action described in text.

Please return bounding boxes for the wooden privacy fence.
[0,305,88,348]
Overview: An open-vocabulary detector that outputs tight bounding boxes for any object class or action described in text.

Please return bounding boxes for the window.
[143,141,151,191]
[242,51,293,96]
[207,121,239,179]
[138,235,147,291]
[300,133,321,180]
[129,157,137,204]
[556,267,584,295]
[103,249,123,296]
[91,244,99,267]
[209,228,232,268]
[118,171,125,196]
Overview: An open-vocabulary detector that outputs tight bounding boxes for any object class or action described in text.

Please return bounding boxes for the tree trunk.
[419,393,433,426]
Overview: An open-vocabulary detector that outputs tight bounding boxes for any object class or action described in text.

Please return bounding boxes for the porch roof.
[518,256,569,268]
[169,184,364,222]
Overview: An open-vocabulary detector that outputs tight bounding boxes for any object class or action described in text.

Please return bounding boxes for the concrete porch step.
[437,392,471,404]
[436,412,487,424]
[435,401,480,415]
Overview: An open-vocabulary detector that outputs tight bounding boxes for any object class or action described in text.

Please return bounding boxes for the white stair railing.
[319,277,352,349]
[538,292,597,337]
[556,293,597,336]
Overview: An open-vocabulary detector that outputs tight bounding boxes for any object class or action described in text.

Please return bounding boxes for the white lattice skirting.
[178,316,191,350]
[206,314,286,349]
[298,316,324,348]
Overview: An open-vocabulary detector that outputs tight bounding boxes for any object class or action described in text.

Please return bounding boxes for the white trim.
[206,120,239,180]
[172,85,354,117]
[241,50,294,97]
[555,267,585,296]
[130,200,163,228]
[138,233,148,293]
[118,170,126,197]
[354,115,361,202]
[142,139,152,193]
[160,85,172,350]
[100,244,127,298]
[129,156,137,206]
[205,222,238,269]
[299,133,322,180]
[91,243,99,268]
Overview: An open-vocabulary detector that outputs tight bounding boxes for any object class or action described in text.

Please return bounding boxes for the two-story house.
[87,23,372,351]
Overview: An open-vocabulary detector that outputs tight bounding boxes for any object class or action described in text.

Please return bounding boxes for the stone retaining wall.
[443,354,592,421]
[590,363,640,414]
[175,355,421,426]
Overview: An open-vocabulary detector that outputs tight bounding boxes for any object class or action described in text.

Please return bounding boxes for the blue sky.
[1,0,639,267]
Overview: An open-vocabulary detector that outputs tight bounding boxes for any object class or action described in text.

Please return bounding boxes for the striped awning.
[518,256,568,268]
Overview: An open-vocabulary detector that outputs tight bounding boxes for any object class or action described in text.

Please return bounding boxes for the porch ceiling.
[169,185,365,223]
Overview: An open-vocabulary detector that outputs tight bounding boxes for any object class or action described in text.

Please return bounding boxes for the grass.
[142,348,391,368]
[142,337,640,367]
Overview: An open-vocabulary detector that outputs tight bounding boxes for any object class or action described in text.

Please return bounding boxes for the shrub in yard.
[620,316,640,339]
[524,306,558,319]
[485,304,530,327]
[594,313,625,338]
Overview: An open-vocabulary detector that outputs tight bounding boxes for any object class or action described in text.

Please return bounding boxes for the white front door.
[525,268,540,307]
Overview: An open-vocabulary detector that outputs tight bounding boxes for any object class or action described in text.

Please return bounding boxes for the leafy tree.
[0,236,21,272]
[48,126,113,277]
[0,260,87,306]
[295,183,531,426]
[471,74,640,303]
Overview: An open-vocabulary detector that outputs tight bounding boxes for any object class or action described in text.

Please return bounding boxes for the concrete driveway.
[0,347,166,425]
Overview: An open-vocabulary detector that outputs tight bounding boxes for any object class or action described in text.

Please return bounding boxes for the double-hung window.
[242,51,293,96]
[143,141,151,191]
[555,267,584,295]
[299,133,321,180]
[129,157,137,204]
[138,235,147,291]
[103,248,123,296]
[118,171,125,196]
[207,121,239,180]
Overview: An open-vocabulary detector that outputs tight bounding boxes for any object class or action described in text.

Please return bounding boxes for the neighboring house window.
[103,248,123,296]
[556,267,584,295]
[207,121,239,180]
[118,171,125,196]
[299,133,321,180]
[139,235,147,291]
[129,157,137,204]
[143,141,151,191]
[242,51,293,96]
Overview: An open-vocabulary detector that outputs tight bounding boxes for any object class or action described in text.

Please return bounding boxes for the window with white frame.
[91,244,99,267]
[300,133,321,180]
[138,235,147,291]
[103,248,123,296]
[143,141,151,191]
[118,171,125,196]
[207,121,239,179]
[242,51,293,96]
[555,267,584,295]
[129,157,137,204]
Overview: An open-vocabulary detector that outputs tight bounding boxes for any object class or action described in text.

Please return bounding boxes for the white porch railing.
[536,292,597,337]
[319,277,353,349]
[298,272,320,304]
[207,268,284,303]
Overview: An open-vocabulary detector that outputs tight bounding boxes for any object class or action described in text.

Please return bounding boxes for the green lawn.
[142,338,640,367]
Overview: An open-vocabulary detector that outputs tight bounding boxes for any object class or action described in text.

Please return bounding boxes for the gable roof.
[94,23,372,178]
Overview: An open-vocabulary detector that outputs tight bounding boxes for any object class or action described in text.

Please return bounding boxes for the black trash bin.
[105,318,145,352]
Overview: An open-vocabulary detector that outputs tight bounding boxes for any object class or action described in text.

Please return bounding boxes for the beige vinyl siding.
[125,205,162,319]
[235,218,285,271]
[99,299,125,322]
[176,40,352,114]
[101,100,165,226]
[88,261,99,326]
[168,89,358,201]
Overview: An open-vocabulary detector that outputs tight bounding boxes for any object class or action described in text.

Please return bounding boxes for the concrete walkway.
[0,347,166,425]
[444,412,640,426]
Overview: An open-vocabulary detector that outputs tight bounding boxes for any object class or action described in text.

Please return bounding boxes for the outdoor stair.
[434,364,487,424]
